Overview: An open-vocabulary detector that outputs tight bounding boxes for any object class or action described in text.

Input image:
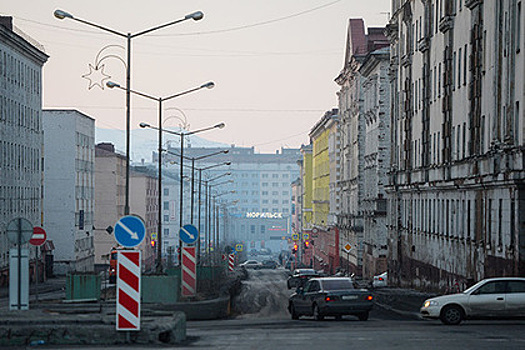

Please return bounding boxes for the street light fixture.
[140,122,225,266]
[54,8,203,216]
[107,80,214,273]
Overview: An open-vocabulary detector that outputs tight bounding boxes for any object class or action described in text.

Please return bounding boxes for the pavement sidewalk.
[0,276,66,299]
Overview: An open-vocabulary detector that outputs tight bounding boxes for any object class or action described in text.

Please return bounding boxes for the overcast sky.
[2,0,390,153]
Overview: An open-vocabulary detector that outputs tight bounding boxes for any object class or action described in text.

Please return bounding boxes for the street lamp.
[54,8,203,216]
[107,80,214,273]
[211,190,236,261]
[140,121,225,266]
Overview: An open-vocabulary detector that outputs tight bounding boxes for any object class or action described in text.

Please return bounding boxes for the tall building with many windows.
[0,17,48,285]
[387,0,524,290]
[162,145,300,254]
[42,110,95,274]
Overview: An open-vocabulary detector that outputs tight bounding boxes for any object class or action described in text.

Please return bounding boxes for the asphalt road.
[8,269,525,349]
[180,269,525,350]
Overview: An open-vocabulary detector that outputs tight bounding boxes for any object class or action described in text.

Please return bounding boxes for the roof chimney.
[0,16,13,31]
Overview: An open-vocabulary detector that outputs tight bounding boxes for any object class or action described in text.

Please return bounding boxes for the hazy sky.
[2,0,389,153]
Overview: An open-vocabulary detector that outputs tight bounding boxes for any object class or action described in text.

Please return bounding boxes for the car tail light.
[365,295,373,301]
[325,296,340,302]
[378,277,383,281]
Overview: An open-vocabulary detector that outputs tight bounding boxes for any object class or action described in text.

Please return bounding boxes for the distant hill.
[95,127,229,163]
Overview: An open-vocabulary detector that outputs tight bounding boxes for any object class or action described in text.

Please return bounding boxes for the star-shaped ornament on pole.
[82,63,111,90]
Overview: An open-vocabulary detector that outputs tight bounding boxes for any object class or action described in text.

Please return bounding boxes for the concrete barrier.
[0,309,186,346]
[146,295,231,320]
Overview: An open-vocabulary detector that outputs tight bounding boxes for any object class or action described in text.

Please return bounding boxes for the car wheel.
[357,312,369,321]
[313,304,324,321]
[290,303,299,320]
[440,305,463,325]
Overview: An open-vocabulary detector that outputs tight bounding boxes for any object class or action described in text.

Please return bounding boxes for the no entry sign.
[29,227,47,246]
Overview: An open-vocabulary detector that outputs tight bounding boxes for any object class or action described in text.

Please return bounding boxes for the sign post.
[7,218,33,310]
[116,250,141,331]
[29,227,47,303]
[179,225,199,297]
[114,215,145,332]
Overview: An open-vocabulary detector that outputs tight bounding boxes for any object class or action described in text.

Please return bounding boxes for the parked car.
[372,272,388,288]
[288,277,374,321]
[259,260,279,269]
[287,269,319,289]
[239,260,262,269]
[420,277,525,325]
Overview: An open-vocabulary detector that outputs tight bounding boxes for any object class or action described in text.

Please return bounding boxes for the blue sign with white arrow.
[114,215,146,248]
[179,224,199,245]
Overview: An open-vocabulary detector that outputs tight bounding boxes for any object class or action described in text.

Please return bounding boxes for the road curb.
[374,302,423,320]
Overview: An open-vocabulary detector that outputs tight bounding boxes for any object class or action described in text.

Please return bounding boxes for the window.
[262,191,268,195]
[458,47,462,89]
[164,215,169,222]
[475,281,507,295]
[262,174,268,178]
[272,174,279,178]
[464,44,468,85]
[453,51,456,89]
[507,281,525,293]
[164,201,169,210]
[164,188,169,196]
[517,2,522,52]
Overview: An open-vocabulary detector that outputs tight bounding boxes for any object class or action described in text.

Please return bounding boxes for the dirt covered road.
[232,269,292,319]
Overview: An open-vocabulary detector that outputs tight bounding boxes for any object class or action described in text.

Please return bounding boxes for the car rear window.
[322,279,354,290]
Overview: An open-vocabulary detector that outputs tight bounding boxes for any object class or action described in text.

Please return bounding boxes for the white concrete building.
[387,0,524,290]
[0,17,48,285]
[42,110,95,274]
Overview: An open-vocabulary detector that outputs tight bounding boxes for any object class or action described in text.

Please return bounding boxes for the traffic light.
[150,239,156,247]
[292,244,298,254]
[304,241,310,249]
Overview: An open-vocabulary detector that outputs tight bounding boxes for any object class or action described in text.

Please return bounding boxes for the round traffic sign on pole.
[6,218,33,246]
[179,224,199,245]
[29,227,47,246]
[114,215,146,248]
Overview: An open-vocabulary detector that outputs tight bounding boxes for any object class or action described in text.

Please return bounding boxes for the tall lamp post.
[141,122,225,265]
[211,190,236,262]
[106,80,214,272]
[169,161,231,261]
[54,8,204,216]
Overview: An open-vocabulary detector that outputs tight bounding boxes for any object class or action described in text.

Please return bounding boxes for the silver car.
[420,277,525,325]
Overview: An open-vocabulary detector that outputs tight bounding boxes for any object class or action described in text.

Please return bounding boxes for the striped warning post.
[181,246,196,297]
[116,251,141,331]
[228,253,235,271]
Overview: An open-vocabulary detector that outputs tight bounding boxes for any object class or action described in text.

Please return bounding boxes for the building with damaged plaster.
[386,0,524,290]
[335,18,390,277]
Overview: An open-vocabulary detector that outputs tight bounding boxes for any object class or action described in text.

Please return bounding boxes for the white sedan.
[420,277,525,325]
[372,272,387,288]
[239,260,262,269]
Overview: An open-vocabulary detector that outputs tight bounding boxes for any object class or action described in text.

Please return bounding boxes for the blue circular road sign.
[114,215,146,248]
[179,224,199,245]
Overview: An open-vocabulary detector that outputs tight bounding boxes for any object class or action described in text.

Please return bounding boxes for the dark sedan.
[258,260,279,269]
[288,277,374,321]
[287,269,319,289]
